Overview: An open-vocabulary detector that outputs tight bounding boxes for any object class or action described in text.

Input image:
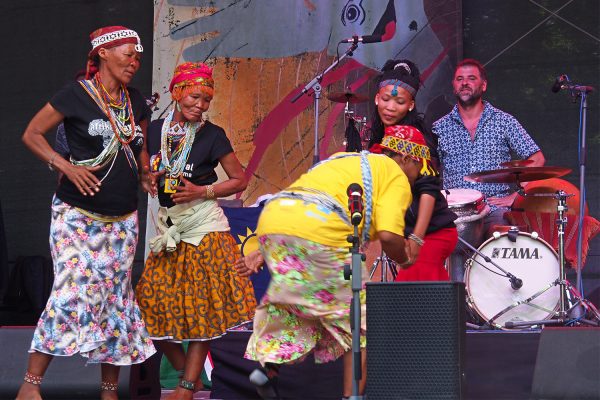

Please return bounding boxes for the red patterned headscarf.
[371,125,437,176]
[169,62,215,101]
[85,25,143,79]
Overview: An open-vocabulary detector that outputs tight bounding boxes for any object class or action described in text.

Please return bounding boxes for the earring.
[176,102,182,112]
[409,107,413,112]
[375,101,379,106]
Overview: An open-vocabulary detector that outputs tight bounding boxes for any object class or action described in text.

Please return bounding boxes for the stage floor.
[0,327,562,399]
[184,329,543,400]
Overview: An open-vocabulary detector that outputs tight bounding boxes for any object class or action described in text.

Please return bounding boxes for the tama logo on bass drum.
[491,247,541,259]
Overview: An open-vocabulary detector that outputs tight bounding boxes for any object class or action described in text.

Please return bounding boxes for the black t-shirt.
[404,175,457,236]
[51,81,151,216]
[147,118,234,208]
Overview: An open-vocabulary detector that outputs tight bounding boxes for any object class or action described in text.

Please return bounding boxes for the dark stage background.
[0,0,154,308]
[0,1,599,317]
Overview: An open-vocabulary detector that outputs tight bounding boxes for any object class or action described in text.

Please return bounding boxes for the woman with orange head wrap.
[135,62,256,399]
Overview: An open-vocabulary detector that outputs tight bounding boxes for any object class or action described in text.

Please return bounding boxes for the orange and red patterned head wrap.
[371,125,437,176]
[169,62,215,101]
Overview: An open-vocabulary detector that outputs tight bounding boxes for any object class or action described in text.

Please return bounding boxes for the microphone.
[340,34,383,44]
[509,275,523,290]
[347,183,364,226]
[551,74,568,93]
[551,74,594,94]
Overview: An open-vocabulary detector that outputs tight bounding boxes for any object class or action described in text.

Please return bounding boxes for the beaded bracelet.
[206,184,215,199]
[179,379,195,391]
[24,371,42,385]
[408,233,425,246]
[101,381,118,391]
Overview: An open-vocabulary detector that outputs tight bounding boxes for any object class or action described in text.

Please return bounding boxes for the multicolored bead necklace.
[160,109,202,181]
[94,73,137,146]
[75,75,139,175]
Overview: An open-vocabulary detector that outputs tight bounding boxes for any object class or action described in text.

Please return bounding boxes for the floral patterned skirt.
[30,197,156,365]
[245,234,367,365]
[135,232,256,341]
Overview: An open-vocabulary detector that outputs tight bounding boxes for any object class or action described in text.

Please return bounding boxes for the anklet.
[179,379,195,391]
[101,381,118,391]
[24,371,43,385]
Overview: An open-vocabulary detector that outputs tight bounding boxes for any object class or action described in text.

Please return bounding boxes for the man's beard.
[455,87,483,107]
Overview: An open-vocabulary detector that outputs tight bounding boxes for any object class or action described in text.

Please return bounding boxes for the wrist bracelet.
[179,379,195,391]
[206,184,215,199]
[408,233,425,246]
[47,153,58,171]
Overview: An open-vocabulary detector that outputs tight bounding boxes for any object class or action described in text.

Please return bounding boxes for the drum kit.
[454,163,600,329]
[370,161,600,330]
[326,90,370,150]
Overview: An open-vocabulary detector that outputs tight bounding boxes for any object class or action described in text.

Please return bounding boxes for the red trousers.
[394,227,458,281]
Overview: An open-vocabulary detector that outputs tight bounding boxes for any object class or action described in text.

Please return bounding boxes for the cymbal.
[464,166,571,184]
[327,91,369,103]
[499,160,534,168]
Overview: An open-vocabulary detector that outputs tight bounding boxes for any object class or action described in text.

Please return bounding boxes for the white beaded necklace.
[160,109,203,178]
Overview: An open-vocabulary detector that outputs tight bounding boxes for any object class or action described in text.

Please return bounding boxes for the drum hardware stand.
[343,105,368,152]
[291,41,359,165]
[369,252,398,282]
[501,190,600,329]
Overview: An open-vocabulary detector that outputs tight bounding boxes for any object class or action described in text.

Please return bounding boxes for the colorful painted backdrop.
[151,0,461,204]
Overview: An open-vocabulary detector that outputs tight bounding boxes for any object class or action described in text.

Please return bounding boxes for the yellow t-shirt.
[256,153,412,248]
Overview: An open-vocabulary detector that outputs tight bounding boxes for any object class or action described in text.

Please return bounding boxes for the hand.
[63,164,102,196]
[406,238,422,265]
[486,192,519,208]
[233,250,264,277]
[141,169,163,198]
[170,176,201,204]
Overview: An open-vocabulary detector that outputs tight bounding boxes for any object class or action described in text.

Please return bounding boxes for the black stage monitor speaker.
[531,327,600,400]
[366,282,466,400]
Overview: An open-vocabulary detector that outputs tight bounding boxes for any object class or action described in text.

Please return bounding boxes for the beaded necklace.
[94,74,137,146]
[75,77,139,177]
[160,109,202,179]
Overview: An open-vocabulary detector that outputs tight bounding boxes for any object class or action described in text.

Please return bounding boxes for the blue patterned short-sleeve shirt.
[432,101,540,199]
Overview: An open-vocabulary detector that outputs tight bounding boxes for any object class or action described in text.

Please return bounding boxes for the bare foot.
[165,387,194,400]
[15,382,42,400]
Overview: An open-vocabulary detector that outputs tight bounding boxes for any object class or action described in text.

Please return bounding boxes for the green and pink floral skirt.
[245,234,366,365]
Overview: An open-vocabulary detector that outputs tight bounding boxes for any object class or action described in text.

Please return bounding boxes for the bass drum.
[465,232,560,329]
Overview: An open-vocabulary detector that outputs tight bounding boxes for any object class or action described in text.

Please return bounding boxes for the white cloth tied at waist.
[149,198,230,253]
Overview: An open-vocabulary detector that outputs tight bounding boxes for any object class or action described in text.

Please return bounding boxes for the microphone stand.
[457,235,523,290]
[291,42,359,165]
[344,214,365,400]
[564,83,594,292]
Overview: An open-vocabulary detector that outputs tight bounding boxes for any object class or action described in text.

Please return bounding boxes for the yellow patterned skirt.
[135,232,256,341]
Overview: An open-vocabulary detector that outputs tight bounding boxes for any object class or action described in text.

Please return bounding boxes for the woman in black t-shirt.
[17,26,156,400]
[368,59,458,282]
[135,62,256,399]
